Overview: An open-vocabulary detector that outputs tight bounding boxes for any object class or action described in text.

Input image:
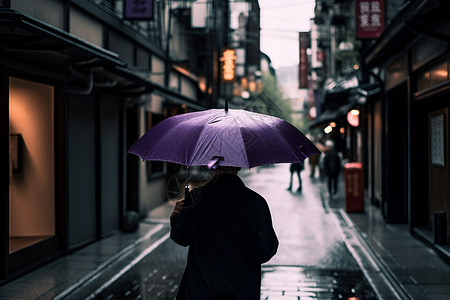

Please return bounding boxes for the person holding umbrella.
[170,165,278,299]
[128,101,321,299]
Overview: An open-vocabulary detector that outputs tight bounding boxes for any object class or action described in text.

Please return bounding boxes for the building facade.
[362,0,450,252]
[1,0,258,282]
[309,0,450,257]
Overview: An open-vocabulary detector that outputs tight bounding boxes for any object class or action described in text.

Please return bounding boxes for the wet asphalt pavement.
[77,164,379,299]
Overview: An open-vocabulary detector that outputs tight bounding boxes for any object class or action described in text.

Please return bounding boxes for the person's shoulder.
[244,186,266,202]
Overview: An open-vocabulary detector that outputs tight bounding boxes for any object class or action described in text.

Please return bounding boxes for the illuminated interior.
[8,77,55,253]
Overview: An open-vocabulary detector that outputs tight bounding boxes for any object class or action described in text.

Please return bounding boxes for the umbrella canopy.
[128,107,321,168]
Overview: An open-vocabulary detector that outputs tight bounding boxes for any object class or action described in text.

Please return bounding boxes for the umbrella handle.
[185,166,190,197]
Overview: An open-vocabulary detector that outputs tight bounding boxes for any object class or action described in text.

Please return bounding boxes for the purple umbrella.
[128,106,321,169]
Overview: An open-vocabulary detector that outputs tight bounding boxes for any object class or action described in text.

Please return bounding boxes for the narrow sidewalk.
[0,205,174,300]
[320,170,450,300]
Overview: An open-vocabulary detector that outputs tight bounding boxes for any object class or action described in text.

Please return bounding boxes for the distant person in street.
[287,163,304,192]
[308,154,320,179]
[323,140,342,198]
[170,166,279,300]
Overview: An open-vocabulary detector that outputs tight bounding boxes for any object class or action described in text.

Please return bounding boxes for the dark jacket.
[290,163,304,172]
[323,149,341,176]
[170,174,278,300]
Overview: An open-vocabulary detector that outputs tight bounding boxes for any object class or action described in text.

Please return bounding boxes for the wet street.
[69,164,381,299]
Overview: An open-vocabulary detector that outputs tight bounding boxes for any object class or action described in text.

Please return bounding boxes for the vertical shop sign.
[356,0,384,39]
[220,49,237,82]
[299,32,310,89]
[124,0,154,20]
[431,114,445,166]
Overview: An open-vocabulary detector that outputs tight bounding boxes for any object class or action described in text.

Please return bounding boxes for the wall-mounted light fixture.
[347,109,360,127]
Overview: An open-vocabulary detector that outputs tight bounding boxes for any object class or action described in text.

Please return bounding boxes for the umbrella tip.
[225,98,229,112]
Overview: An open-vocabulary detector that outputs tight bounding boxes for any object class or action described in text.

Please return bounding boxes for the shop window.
[146,112,165,179]
[385,55,407,89]
[9,77,55,253]
[412,37,447,70]
[416,61,449,93]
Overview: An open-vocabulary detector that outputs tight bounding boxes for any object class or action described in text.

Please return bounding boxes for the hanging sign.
[299,32,310,89]
[220,49,237,82]
[124,0,154,20]
[356,0,384,39]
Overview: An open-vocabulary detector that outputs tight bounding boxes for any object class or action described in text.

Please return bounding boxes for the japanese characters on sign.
[220,49,237,82]
[124,0,154,20]
[356,0,384,39]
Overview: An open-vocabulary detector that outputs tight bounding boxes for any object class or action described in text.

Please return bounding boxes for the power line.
[260,0,315,10]
[262,28,307,33]
[261,34,300,41]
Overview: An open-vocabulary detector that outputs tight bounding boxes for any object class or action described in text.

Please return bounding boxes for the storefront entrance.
[8,77,58,272]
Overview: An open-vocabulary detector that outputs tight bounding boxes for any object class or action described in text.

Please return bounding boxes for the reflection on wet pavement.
[261,265,377,299]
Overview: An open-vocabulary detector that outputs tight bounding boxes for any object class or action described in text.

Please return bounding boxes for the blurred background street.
[2,1,450,299]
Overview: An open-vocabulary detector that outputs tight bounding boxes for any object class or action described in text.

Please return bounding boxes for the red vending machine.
[344,162,364,212]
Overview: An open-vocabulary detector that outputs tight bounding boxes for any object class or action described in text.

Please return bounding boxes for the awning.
[0,8,205,110]
[114,66,205,110]
[363,1,450,68]
[309,82,380,129]
[309,102,355,129]
[348,83,381,104]
[0,9,123,76]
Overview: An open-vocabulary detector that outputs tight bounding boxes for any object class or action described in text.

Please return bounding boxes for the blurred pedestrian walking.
[287,163,304,192]
[308,154,320,179]
[170,166,279,300]
[323,140,341,198]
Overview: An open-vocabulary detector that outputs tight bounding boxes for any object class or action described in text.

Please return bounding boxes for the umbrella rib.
[229,111,251,168]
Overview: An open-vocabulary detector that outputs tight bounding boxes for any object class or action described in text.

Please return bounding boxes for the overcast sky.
[259,0,315,69]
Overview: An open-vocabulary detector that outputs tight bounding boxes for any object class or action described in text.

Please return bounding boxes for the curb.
[338,209,412,300]
[53,224,167,300]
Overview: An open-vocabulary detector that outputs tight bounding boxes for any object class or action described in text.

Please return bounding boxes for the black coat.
[170,174,279,300]
[323,149,341,176]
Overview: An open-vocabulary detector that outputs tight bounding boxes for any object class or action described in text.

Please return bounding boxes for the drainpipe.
[164,1,173,88]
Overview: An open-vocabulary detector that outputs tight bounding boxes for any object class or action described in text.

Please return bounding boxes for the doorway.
[8,77,55,253]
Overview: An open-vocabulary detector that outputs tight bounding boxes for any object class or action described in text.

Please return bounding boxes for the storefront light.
[347,109,359,127]
[241,77,248,89]
[241,91,250,99]
[248,81,256,92]
[198,76,207,93]
[350,109,360,116]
